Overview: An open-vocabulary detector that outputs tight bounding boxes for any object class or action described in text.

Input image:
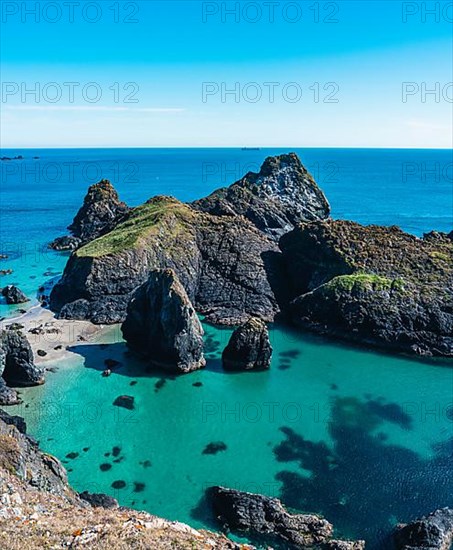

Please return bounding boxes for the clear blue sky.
[1,0,452,148]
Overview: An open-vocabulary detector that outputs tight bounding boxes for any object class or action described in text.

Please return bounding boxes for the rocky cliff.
[192,153,330,239]
[50,196,283,325]
[280,221,453,357]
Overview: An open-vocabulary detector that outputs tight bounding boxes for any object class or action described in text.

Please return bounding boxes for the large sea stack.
[122,268,205,373]
[222,317,272,371]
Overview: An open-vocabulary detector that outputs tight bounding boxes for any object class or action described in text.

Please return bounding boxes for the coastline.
[1,304,116,367]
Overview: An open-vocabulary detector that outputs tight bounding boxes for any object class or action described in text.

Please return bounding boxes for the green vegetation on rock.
[325,273,405,293]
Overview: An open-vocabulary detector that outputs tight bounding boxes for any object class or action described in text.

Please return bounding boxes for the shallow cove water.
[1,148,452,548]
[9,323,453,548]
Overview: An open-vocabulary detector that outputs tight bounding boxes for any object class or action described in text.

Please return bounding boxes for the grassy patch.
[76,197,195,258]
[325,272,404,293]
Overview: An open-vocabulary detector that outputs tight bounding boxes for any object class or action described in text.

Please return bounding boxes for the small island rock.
[222,318,272,371]
[1,285,29,305]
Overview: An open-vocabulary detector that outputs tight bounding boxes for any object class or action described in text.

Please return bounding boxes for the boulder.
[209,486,333,548]
[1,285,29,305]
[222,318,272,371]
[0,329,44,387]
[113,395,135,410]
[49,235,81,251]
[122,269,206,374]
[192,153,330,239]
[394,508,453,550]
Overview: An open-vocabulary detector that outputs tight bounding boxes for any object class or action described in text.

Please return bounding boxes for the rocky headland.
[48,153,452,358]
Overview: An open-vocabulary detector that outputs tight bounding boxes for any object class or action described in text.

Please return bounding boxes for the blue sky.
[1,0,452,147]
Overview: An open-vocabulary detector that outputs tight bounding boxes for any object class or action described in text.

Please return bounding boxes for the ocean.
[1,148,452,548]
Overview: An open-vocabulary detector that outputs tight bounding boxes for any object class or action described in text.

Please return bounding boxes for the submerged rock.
[222,318,272,371]
[394,508,453,550]
[0,329,44,387]
[209,486,333,548]
[113,395,135,410]
[122,269,205,374]
[193,152,330,239]
[280,220,453,357]
[1,285,29,305]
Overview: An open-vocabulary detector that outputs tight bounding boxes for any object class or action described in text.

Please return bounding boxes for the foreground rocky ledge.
[0,410,246,549]
[394,508,453,550]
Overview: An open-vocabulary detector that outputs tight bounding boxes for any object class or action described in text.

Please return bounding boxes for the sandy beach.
[1,305,117,366]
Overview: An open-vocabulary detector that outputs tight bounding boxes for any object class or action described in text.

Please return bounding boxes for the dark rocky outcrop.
[49,179,130,250]
[193,153,330,239]
[113,395,135,410]
[79,491,118,509]
[208,486,364,549]
[280,221,453,357]
[0,329,44,388]
[122,269,206,373]
[222,318,272,371]
[0,409,71,496]
[51,196,282,325]
[1,285,29,305]
[49,235,81,252]
[320,542,365,550]
[394,508,453,549]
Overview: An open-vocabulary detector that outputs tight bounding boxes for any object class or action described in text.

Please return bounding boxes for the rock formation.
[0,329,44,405]
[222,317,272,370]
[192,152,330,239]
[49,179,130,250]
[209,486,364,549]
[394,508,453,550]
[51,196,282,325]
[1,285,29,305]
[0,410,248,549]
[280,220,453,357]
[122,269,205,373]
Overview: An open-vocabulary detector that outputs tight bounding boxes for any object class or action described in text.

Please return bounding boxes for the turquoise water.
[1,148,453,548]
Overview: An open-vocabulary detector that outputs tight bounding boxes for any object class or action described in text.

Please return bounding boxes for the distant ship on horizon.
[241,147,261,151]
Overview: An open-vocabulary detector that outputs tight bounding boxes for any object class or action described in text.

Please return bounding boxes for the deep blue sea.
[1,148,452,549]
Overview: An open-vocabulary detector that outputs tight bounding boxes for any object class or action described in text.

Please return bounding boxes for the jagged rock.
[68,179,130,242]
[79,491,118,509]
[222,318,272,371]
[0,330,44,387]
[193,153,330,239]
[49,235,81,251]
[280,220,453,357]
[122,269,206,373]
[0,409,26,433]
[51,196,283,325]
[0,409,71,495]
[394,508,453,549]
[0,377,20,406]
[209,486,333,548]
[1,285,29,305]
[49,179,130,251]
